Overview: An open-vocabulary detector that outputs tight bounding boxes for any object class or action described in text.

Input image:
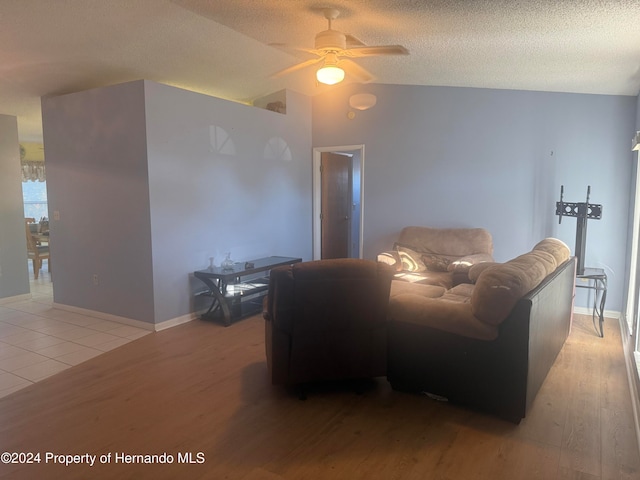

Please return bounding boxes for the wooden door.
[321,152,351,259]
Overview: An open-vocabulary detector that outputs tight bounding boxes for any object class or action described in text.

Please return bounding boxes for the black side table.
[575,267,607,337]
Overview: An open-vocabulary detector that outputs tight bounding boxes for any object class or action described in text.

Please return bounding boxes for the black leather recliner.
[263,258,394,388]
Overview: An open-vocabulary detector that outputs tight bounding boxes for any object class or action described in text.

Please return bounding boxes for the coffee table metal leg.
[199,277,232,326]
[591,277,606,338]
[597,278,606,338]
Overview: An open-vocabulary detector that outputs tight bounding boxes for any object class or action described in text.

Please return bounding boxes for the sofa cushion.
[397,226,493,257]
[447,253,494,272]
[442,283,475,303]
[389,294,498,340]
[387,227,495,289]
[422,253,451,272]
[393,271,454,289]
[390,280,446,298]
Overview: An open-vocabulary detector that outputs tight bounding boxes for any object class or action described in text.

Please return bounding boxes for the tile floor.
[0,261,151,399]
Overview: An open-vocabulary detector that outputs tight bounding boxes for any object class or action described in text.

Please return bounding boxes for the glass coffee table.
[194,256,302,326]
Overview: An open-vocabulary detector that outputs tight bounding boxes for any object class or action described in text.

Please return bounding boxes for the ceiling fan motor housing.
[315,29,346,51]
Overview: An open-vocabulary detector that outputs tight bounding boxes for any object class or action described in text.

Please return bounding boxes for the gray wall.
[42,81,155,322]
[0,114,30,299]
[313,84,636,312]
[143,81,312,323]
[37,78,637,318]
[42,80,312,325]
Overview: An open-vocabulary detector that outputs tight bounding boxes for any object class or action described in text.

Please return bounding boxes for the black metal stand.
[556,186,606,336]
[555,186,602,275]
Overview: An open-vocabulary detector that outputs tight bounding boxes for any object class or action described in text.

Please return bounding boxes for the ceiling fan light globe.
[317,66,345,85]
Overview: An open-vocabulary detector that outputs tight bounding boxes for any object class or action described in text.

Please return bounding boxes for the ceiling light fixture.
[349,93,377,110]
[316,52,344,85]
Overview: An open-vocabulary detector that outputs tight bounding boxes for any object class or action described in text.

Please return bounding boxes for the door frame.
[627,152,640,342]
[312,145,365,260]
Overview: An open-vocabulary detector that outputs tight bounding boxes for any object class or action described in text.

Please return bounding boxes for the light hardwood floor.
[0,312,638,479]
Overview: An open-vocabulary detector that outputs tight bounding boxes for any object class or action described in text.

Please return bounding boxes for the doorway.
[312,145,364,260]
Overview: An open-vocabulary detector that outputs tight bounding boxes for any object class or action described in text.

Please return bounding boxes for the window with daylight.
[22,180,48,220]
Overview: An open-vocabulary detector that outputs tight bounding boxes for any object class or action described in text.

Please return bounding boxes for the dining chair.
[25,218,50,279]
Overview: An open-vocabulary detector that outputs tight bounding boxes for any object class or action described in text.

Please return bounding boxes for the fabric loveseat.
[378,226,494,289]
[386,238,576,422]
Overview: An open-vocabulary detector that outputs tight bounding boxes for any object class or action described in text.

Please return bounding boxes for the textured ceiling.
[1,0,639,141]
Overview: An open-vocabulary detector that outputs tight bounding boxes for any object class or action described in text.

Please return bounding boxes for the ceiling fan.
[273,8,409,85]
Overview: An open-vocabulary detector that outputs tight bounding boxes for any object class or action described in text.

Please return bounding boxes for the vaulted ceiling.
[2,0,639,141]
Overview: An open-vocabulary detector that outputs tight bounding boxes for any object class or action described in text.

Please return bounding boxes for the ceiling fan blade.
[343,45,409,57]
[292,47,325,56]
[270,44,324,57]
[339,59,374,83]
[345,34,366,48]
[271,57,324,78]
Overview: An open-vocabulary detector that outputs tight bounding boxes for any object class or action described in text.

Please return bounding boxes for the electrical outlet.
[53,210,60,221]
[92,274,99,285]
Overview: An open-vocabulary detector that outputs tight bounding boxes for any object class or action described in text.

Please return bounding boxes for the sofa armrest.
[262,296,272,321]
[468,262,498,283]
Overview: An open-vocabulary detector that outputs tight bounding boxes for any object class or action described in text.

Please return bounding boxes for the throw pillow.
[396,246,427,272]
[422,253,451,272]
[377,251,403,271]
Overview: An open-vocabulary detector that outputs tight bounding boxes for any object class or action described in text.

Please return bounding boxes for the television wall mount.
[555,185,602,275]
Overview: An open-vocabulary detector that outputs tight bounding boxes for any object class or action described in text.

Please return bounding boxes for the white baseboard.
[0,293,32,305]
[573,306,620,319]
[154,312,197,331]
[51,302,196,332]
[52,303,155,330]
[618,314,640,460]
